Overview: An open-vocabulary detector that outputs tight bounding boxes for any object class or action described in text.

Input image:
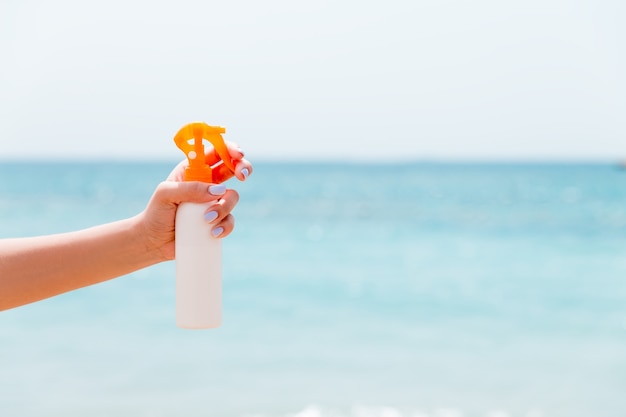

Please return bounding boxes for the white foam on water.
[245,406,547,417]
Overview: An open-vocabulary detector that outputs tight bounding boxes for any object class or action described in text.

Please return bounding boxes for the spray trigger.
[173,122,235,183]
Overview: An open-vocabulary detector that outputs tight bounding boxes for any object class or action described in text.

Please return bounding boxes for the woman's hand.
[166,141,253,183]
[0,141,253,310]
[139,141,253,262]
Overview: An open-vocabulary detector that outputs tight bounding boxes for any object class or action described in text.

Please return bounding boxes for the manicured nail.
[241,168,249,179]
[204,211,218,223]
[208,184,226,195]
[211,227,224,238]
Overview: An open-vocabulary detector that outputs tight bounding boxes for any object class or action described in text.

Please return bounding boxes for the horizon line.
[0,157,624,165]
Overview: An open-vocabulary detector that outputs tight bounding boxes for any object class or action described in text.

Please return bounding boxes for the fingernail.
[212,227,224,238]
[204,211,218,223]
[241,168,249,179]
[208,184,226,195]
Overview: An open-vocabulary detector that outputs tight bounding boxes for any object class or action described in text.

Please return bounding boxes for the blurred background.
[1,1,626,417]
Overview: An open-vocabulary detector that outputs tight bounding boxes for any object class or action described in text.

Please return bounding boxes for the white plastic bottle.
[175,202,221,329]
[172,122,235,330]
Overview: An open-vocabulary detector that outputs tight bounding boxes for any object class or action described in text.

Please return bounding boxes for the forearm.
[0,215,161,310]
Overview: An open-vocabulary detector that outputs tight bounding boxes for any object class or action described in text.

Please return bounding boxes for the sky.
[0,0,624,162]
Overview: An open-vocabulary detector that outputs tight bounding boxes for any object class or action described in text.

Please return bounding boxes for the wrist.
[131,212,174,264]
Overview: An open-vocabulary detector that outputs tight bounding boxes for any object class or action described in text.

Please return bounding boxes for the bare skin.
[0,142,252,311]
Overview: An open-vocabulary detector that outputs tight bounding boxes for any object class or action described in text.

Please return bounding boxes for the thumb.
[154,181,227,205]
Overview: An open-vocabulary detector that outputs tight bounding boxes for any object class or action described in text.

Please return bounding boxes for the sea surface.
[1,161,625,417]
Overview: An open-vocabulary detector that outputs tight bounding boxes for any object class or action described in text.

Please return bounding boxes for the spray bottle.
[173,122,236,329]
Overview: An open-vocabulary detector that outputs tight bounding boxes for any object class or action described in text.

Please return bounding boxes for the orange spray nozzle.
[173,122,235,183]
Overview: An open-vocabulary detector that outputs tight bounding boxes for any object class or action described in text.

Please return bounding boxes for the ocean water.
[1,161,626,417]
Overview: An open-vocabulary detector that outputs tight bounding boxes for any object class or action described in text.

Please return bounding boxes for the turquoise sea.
[1,162,626,417]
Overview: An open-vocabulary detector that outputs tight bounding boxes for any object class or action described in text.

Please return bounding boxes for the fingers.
[161,139,248,240]
[209,214,235,239]
[153,181,228,205]
[156,183,239,239]
[205,140,244,167]
[207,141,252,183]
[234,158,253,181]
[169,140,253,184]
[203,189,239,238]
[211,158,253,183]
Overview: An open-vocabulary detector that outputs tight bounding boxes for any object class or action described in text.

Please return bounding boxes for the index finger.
[205,141,245,167]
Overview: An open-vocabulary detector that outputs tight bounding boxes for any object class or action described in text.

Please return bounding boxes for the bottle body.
[175,202,222,329]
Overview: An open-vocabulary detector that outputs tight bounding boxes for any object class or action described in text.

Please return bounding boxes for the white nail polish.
[204,211,218,222]
[208,184,226,195]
